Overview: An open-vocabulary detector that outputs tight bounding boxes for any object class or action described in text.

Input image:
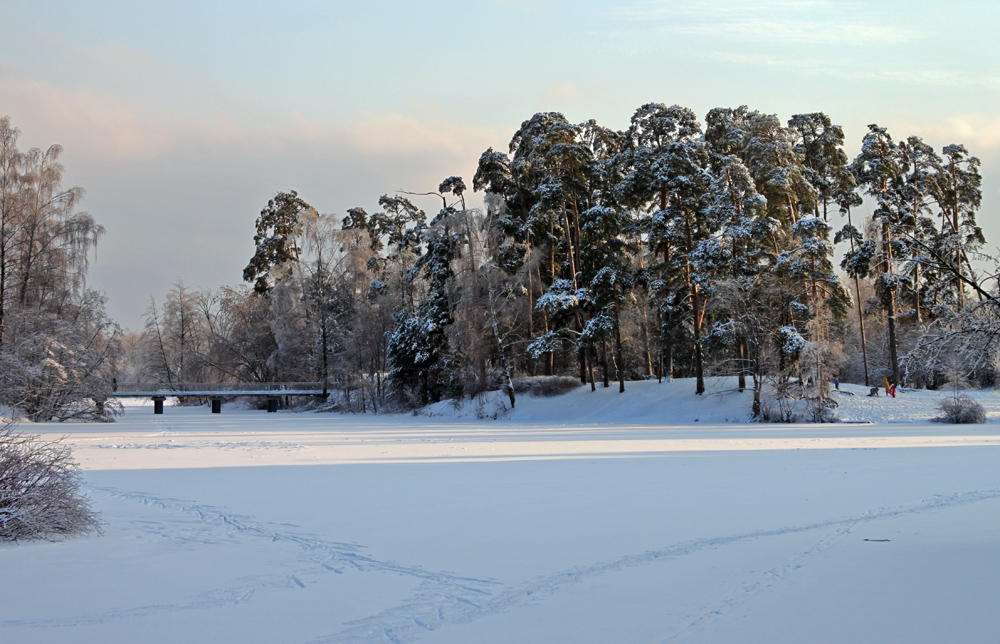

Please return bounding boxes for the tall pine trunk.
[884,222,901,386]
[614,286,625,393]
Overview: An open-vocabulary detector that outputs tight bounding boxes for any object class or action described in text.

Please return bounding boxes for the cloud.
[283,112,501,161]
[0,72,506,328]
[896,115,1000,154]
[541,83,586,106]
[0,74,503,169]
[492,0,553,9]
[611,0,924,46]
[702,51,1000,93]
[0,78,176,159]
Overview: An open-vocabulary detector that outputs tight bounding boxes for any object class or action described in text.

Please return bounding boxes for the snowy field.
[4,378,1000,643]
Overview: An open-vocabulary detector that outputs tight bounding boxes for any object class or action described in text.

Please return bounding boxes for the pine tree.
[614,104,703,387]
[697,153,771,389]
[655,135,714,395]
[787,113,854,222]
[579,205,634,392]
[931,143,984,310]
[706,107,815,226]
[243,191,312,295]
[343,194,426,312]
[383,181,468,405]
[845,124,910,387]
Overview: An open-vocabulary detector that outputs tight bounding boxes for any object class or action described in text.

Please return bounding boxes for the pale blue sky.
[2,0,998,327]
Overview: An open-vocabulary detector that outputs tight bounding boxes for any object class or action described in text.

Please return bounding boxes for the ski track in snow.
[0,485,500,631]
[5,484,996,642]
[654,489,1000,643]
[320,489,1000,644]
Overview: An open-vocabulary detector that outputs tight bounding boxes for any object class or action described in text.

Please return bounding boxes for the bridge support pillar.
[267,397,280,413]
[152,396,166,414]
[211,398,222,414]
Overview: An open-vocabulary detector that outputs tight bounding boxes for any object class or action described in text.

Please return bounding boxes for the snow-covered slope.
[424,376,1000,426]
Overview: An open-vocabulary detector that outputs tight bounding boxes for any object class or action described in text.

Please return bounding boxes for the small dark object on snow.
[863,539,891,542]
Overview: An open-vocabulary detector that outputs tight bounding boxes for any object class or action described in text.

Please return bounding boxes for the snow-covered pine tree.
[894,136,942,324]
[696,152,771,390]
[845,124,910,387]
[930,143,984,311]
[385,180,466,405]
[614,104,704,388]
[243,191,312,295]
[705,108,826,391]
[787,113,855,222]
[653,134,714,395]
[579,204,634,392]
[481,113,624,384]
[832,176,871,385]
[343,194,426,313]
[776,216,850,393]
[706,107,815,227]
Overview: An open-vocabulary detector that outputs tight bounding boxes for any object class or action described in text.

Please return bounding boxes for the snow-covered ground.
[4,378,1000,643]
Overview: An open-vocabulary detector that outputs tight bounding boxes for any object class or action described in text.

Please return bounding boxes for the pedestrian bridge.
[106,383,327,414]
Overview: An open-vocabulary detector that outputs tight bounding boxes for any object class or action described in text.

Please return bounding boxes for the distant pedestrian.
[883,377,891,396]
[890,383,896,398]
[834,377,840,390]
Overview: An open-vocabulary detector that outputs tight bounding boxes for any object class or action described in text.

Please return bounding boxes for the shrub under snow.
[512,376,582,398]
[0,422,101,541]
[934,395,987,424]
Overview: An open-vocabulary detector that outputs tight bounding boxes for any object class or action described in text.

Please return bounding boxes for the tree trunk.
[737,336,747,391]
[685,213,705,395]
[615,291,625,394]
[601,338,610,388]
[855,276,870,387]
[640,298,653,377]
[588,347,596,392]
[847,207,870,386]
[884,222,901,386]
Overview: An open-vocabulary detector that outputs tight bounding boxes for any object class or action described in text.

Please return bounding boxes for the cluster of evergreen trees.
[128,104,990,417]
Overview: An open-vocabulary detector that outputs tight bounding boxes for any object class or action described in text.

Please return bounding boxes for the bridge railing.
[111,382,326,394]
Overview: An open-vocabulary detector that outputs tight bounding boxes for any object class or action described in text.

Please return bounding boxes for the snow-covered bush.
[512,376,581,398]
[758,391,802,423]
[757,380,837,423]
[934,395,987,424]
[0,421,101,540]
[0,315,122,423]
[473,392,509,420]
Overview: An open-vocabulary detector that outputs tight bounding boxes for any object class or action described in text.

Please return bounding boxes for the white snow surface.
[4,378,1000,643]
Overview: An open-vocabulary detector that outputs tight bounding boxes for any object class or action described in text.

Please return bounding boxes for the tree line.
[0,106,989,421]
[124,104,992,418]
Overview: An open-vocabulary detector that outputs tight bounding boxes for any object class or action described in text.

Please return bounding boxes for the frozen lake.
[3,380,1000,643]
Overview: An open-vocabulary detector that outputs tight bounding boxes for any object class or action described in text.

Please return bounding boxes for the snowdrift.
[424,377,1000,426]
